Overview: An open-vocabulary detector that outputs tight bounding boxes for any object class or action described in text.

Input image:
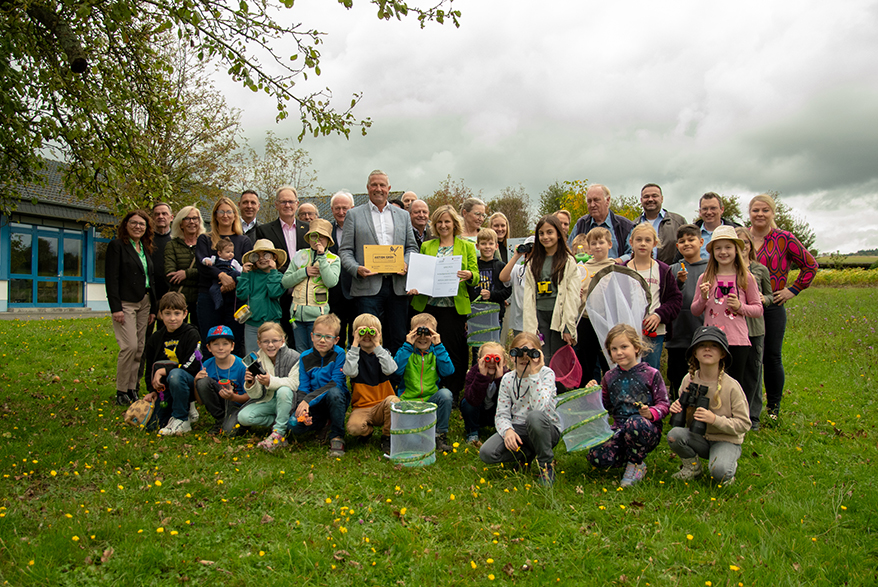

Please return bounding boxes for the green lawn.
[1,288,876,586]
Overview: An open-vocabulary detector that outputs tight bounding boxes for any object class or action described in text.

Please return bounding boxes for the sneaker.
[620,462,647,487]
[721,476,735,487]
[329,436,345,457]
[671,457,703,481]
[380,435,391,455]
[465,431,479,444]
[257,431,287,452]
[188,402,200,424]
[115,392,132,406]
[537,463,555,487]
[435,433,452,453]
[127,389,139,402]
[765,406,780,427]
[750,421,760,432]
[159,417,191,436]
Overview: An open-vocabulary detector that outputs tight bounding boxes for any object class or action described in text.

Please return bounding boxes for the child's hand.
[352,329,361,347]
[480,289,490,300]
[151,368,167,391]
[306,265,320,277]
[585,379,598,387]
[529,350,544,376]
[726,292,741,312]
[477,355,490,377]
[642,313,660,333]
[294,401,312,426]
[700,280,711,300]
[219,386,234,400]
[503,428,523,453]
[677,265,688,283]
[194,369,207,382]
[429,328,441,346]
[669,399,682,414]
[315,243,326,255]
[693,407,717,424]
[267,259,277,270]
[143,391,158,403]
[256,373,271,386]
[638,404,653,420]
[203,258,214,267]
[405,328,419,344]
[242,262,253,273]
[244,370,255,384]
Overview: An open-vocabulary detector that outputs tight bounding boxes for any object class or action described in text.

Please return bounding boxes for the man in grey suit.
[340,170,419,354]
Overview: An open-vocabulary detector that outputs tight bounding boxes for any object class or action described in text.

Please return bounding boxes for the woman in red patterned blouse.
[748,194,818,425]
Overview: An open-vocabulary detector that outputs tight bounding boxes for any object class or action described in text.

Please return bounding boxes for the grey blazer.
[339,202,419,297]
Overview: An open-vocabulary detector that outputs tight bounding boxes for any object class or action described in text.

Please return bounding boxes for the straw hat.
[246,238,288,267]
[305,218,335,248]
[706,225,745,254]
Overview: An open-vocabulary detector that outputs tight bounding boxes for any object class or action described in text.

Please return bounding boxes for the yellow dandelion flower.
[450,494,455,500]
[217,480,223,485]
[72,535,80,541]
[170,531,178,536]
[325,498,332,504]
[339,527,348,534]
[155,480,162,487]
[487,558,494,564]
[50,471,57,477]
[488,574,495,580]
[65,513,73,518]
[28,560,35,566]
[157,527,164,533]
[729,565,740,571]
[400,507,407,516]
[705,582,712,586]
[686,534,693,540]
[259,551,265,556]
[470,561,477,569]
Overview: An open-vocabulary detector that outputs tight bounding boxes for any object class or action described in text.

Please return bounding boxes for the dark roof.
[11,159,117,225]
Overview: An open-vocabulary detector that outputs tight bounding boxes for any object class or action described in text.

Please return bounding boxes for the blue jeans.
[641,334,665,371]
[460,398,496,435]
[157,368,195,425]
[287,386,349,441]
[358,278,409,356]
[428,388,453,434]
[293,321,314,353]
[763,304,786,409]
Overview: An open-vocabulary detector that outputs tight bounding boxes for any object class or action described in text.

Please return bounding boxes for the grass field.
[1,288,876,586]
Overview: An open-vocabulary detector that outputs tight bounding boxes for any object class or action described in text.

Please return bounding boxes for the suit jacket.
[413,225,433,251]
[568,210,635,259]
[329,220,353,300]
[339,202,419,297]
[255,218,309,272]
[243,221,260,243]
[104,238,156,314]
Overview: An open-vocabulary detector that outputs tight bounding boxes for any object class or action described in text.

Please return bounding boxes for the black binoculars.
[668,381,710,435]
[416,326,432,337]
[243,352,266,377]
[510,347,541,359]
[516,242,533,254]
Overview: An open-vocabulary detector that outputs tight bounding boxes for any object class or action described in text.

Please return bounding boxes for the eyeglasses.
[260,339,284,346]
[216,210,235,217]
[128,221,147,228]
[358,327,377,337]
[277,200,298,207]
[184,216,200,222]
[472,212,487,219]
[312,333,336,341]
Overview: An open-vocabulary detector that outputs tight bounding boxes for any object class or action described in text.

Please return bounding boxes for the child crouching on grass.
[585,324,670,487]
[479,332,561,487]
[668,326,750,485]
[461,341,508,447]
[237,322,300,452]
[343,313,399,454]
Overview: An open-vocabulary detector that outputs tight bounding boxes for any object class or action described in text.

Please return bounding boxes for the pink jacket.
[691,272,763,346]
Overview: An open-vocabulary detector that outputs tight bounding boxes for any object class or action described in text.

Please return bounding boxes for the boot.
[672,457,702,480]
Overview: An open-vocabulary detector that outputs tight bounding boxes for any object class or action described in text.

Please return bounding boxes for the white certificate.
[406,253,462,298]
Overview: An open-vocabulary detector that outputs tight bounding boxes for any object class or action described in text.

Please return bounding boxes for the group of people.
[104,173,817,487]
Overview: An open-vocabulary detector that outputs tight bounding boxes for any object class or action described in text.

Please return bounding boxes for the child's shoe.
[380,435,391,455]
[465,431,480,446]
[537,462,556,487]
[620,462,647,487]
[188,402,200,424]
[671,457,702,480]
[329,436,346,457]
[115,391,132,406]
[257,431,287,452]
[435,433,452,453]
[159,417,191,436]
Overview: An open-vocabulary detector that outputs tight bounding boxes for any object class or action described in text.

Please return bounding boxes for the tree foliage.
[227,132,322,222]
[690,194,743,224]
[423,175,480,215]
[1,0,458,215]
[487,186,533,239]
[554,180,641,226]
[537,181,566,218]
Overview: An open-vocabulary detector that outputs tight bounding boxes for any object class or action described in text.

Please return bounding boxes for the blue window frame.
[4,223,86,307]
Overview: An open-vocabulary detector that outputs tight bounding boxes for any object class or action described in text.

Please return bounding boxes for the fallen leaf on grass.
[211,437,221,444]
[574,486,584,494]
[629,501,645,508]
[261,514,274,524]
[101,548,114,563]
[503,563,515,577]
[308,473,314,483]
[333,550,350,561]
[793,563,801,571]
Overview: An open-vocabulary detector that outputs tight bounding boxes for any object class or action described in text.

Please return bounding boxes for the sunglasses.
[509,347,541,360]
[358,327,377,337]
[483,354,502,364]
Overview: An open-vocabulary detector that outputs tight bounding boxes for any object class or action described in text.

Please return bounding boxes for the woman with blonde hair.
[459,197,488,242]
[164,205,206,325]
[747,193,818,425]
[195,197,253,353]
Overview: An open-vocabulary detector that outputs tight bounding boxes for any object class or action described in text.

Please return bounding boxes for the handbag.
[124,399,159,430]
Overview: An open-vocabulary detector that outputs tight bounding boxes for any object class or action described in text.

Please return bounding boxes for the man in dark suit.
[327,190,356,346]
[255,186,309,344]
[239,190,261,242]
[340,170,419,354]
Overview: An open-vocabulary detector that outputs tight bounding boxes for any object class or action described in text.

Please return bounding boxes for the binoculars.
[516,242,533,254]
[668,381,710,435]
[483,354,502,364]
[358,327,377,337]
[510,347,541,359]
[416,326,432,337]
[243,352,266,377]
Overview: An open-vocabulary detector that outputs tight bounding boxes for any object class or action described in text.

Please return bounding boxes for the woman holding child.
[409,205,480,399]
[164,206,205,327]
[748,194,818,425]
[105,209,157,406]
[196,197,253,354]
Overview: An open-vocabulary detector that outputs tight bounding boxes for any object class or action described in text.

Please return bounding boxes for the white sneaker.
[188,402,200,424]
[159,417,192,436]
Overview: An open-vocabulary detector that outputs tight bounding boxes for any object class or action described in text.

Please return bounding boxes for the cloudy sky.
[222,0,878,254]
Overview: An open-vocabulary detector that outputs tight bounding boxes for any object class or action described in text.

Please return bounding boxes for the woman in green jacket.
[408,205,480,401]
[164,206,205,326]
